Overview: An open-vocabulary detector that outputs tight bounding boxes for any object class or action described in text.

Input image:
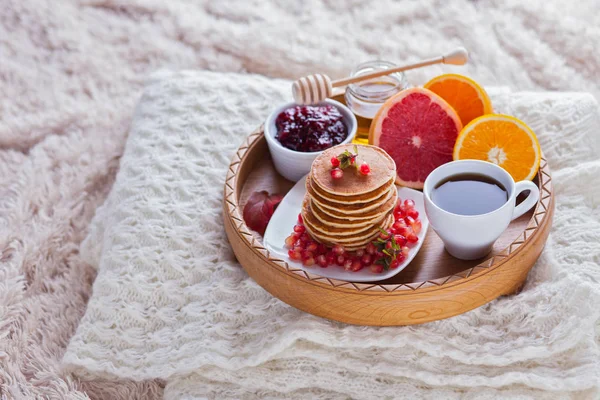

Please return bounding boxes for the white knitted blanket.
[61,70,600,399]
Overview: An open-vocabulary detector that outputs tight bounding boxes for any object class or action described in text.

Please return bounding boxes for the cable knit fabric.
[62,70,600,399]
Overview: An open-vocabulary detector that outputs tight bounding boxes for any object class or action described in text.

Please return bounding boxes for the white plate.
[264,176,429,282]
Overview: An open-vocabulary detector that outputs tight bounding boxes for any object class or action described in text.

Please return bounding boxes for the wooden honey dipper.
[292,47,469,104]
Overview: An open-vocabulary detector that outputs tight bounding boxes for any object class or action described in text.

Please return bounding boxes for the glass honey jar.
[332,60,409,144]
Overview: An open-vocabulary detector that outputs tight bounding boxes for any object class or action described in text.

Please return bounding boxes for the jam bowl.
[264,99,357,182]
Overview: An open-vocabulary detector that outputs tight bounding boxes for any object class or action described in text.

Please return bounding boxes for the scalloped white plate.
[264,176,429,282]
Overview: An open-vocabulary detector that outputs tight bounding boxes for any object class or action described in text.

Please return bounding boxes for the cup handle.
[511,180,540,221]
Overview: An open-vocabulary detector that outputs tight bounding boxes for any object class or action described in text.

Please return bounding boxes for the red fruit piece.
[361,254,373,266]
[332,244,345,256]
[297,214,303,224]
[331,168,343,179]
[351,260,363,271]
[284,235,295,248]
[306,242,318,253]
[390,259,400,269]
[406,208,419,219]
[404,199,416,208]
[370,264,384,273]
[316,254,328,268]
[359,162,371,175]
[343,259,353,271]
[243,191,283,235]
[288,249,302,261]
[330,156,340,168]
[407,232,419,243]
[365,243,377,255]
[411,219,422,234]
[303,257,315,267]
[393,234,407,246]
[293,224,306,234]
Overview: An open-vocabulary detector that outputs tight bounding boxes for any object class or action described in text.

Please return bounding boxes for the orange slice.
[424,74,493,126]
[453,114,541,181]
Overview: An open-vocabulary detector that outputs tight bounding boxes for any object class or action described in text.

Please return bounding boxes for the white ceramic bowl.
[264,99,357,182]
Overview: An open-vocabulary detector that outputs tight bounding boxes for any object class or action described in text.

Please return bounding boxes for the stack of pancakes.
[301,144,397,251]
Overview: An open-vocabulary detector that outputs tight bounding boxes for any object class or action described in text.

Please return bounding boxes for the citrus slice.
[369,87,463,189]
[424,74,493,126]
[453,114,541,181]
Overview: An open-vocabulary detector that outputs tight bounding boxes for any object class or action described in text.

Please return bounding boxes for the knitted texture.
[62,71,600,399]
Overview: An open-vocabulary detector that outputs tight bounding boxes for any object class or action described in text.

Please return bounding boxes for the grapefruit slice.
[369,87,463,189]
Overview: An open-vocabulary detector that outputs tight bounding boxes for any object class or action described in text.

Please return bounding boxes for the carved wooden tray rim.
[224,126,554,294]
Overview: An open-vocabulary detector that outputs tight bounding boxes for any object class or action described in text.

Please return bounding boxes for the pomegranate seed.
[393,211,403,220]
[343,259,353,270]
[370,264,384,273]
[288,249,302,260]
[349,155,356,165]
[297,213,303,224]
[351,260,362,271]
[330,168,343,179]
[336,255,345,266]
[301,250,314,260]
[326,253,336,264]
[404,199,416,208]
[401,246,410,257]
[332,244,345,256]
[300,233,311,243]
[293,224,305,234]
[385,241,393,251]
[411,219,422,234]
[393,220,407,229]
[306,242,318,252]
[316,254,328,268]
[293,245,304,253]
[405,216,415,226]
[303,257,315,267]
[284,235,295,248]
[365,243,377,255]
[397,253,406,263]
[317,244,327,255]
[396,226,410,236]
[330,156,340,168]
[390,259,400,269]
[361,254,373,266]
[379,230,391,240]
[407,208,419,219]
[355,249,365,257]
[393,234,407,246]
[407,232,419,243]
[359,162,371,175]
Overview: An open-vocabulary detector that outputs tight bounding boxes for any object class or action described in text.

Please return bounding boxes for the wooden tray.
[223,127,554,326]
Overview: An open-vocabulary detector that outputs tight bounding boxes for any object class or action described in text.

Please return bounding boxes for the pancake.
[310,195,397,221]
[310,195,396,229]
[308,182,396,215]
[311,144,396,196]
[301,196,387,237]
[304,213,394,249]
[309,174,395,205]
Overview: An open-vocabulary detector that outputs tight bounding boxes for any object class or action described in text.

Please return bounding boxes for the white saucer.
[264,176,429,283]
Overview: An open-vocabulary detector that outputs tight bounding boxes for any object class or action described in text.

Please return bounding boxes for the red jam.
[275,105,348,152]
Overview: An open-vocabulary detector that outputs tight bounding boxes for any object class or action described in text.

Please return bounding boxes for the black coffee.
[431,173,508,216]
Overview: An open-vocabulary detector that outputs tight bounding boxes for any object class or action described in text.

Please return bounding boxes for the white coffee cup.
[423,160,540,260]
